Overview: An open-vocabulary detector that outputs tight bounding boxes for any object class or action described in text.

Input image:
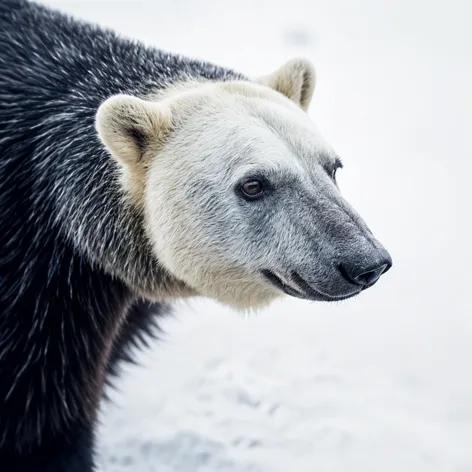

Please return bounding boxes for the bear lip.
[261,270,362,302]
[261,269,306,299]
[290,271,362,302]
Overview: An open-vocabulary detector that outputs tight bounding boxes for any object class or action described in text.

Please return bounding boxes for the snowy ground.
[42,0,472,470]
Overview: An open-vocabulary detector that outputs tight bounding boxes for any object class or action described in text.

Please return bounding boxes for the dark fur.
[0,0,244,470]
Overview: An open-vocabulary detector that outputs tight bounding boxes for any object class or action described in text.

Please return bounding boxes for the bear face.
[96,59,392,310]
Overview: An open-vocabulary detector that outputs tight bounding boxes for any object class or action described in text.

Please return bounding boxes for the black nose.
[340,250,392,288]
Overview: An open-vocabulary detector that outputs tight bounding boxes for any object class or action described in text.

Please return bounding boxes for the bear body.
[0,1,241,469]
[0,1,392,470]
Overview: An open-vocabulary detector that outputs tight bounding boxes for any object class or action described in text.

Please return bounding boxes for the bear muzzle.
[261,246,392,302]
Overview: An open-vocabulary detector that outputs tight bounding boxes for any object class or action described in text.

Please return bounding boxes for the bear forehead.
[156,80,332,168]
[156,79,303,112]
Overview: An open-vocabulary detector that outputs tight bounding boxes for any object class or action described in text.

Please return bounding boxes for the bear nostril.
[339,255,392,288]
[353,265,388,286]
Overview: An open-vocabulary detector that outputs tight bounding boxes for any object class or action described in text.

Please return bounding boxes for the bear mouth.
[261,270,361,302]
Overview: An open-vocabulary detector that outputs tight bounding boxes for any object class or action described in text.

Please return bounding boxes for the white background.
[40,1,472,470]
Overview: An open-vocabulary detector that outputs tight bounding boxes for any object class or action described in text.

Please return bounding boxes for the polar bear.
[0,0,391,470]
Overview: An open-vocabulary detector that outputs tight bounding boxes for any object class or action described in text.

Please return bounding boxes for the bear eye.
[240,180,264,200]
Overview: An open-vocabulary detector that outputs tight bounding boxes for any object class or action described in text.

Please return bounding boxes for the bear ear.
[256,58,316,112]
[95,94,172,168]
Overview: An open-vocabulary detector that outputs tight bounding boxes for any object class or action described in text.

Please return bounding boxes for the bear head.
[95,58,392,310]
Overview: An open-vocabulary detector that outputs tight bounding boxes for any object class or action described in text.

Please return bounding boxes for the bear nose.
[340,249,392,288]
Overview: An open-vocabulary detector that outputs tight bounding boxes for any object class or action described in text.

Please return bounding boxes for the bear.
[0,0,392,470]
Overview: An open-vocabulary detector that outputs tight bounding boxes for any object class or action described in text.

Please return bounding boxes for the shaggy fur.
[0,0,243,469]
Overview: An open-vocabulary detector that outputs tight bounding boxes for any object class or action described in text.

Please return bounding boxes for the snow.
[42,0,472,470]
